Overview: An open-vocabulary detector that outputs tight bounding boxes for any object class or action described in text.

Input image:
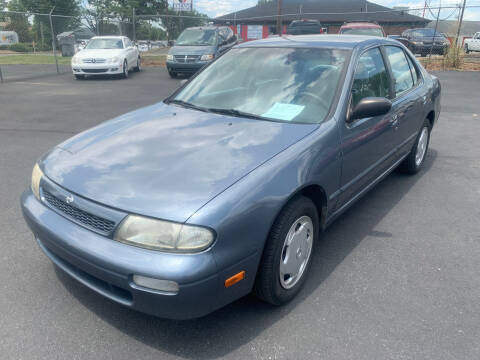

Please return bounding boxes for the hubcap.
[279,216,314,289]
[415,127,429,166]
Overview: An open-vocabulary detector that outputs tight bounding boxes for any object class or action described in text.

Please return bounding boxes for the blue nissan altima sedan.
[21,35,441,319]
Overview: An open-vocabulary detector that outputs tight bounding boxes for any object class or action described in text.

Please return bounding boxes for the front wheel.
[254,196,318,305]
[121,59,129,79]
[74,74,85,80]
[399,118,431,174]
[168,69,177,78]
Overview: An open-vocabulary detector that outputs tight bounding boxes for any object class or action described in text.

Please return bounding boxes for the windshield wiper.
[207,108,268,121]
[167,99,210,113]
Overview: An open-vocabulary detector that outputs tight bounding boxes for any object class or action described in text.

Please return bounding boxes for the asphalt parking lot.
[1,69,479,359]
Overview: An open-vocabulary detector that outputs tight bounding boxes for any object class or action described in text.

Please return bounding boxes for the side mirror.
[348,97,392,122]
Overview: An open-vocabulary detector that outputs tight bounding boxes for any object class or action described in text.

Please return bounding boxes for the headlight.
[31,163,43,200]
[200,54,214,61]
[412,41,423,45]
[114,215,215,253]
[167,54,174,61]
[109,57,120,64]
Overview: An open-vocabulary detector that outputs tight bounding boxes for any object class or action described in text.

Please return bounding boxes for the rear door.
[383,45,425,158]
[338,47,395,207]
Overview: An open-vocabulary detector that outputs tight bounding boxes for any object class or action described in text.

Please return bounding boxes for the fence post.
[428,6,441,60]
[0,65,4,83]
[49,7,60,74]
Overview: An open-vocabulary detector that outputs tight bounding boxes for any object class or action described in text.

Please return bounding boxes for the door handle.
[390,114,399,127]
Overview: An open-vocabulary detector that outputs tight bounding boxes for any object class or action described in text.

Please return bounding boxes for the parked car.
[166,26,237,78]
[339,22,386,37]
[286,19,323,35]
[401,28,450,56]
[71,36,141,80]
[137,41,150,52]
[22,35,440,320]
[464,32,480,53]
[387,35,410,47]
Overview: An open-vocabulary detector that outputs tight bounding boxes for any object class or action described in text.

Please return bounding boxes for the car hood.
[169,45,216,56]
[41,103,317,223]
[76,49,123,58]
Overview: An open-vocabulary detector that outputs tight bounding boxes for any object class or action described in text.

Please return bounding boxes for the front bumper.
[72,62,123,75]
[411,44,449,54]
[166,61,207,74]
[21,190,256,319]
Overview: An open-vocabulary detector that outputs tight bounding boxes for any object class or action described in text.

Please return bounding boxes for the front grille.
[174,55,200,63]
[81,68,109,73]
[82,58,106,64]
[43,191,115,234]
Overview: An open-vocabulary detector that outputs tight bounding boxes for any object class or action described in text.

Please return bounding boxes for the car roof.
[236,34,399,50]
[90,36,126,40]
[340,22,382,29]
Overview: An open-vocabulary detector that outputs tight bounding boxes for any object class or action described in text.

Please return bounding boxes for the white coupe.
[71,36,141,79]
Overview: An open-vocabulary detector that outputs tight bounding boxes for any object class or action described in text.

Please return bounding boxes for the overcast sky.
[192,0,480,21]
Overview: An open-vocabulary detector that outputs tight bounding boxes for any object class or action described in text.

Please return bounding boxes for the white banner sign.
[172,0,192,12]
[247,25,262,40]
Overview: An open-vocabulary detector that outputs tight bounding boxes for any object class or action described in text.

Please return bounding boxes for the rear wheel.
[464,44,470,54]
[399,118,431,174]
[133,56,141,72]
[254,196,318,305]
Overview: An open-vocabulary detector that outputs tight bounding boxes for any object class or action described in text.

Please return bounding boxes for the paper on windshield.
[262,103,305,121]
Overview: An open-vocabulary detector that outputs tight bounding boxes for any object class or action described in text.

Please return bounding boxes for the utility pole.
[132,8,136,42]
[455,0,467,47]
[49,7,59,74]
[276,0,283,35]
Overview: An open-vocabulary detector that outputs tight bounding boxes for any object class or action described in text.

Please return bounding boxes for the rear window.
[340,28,384,37]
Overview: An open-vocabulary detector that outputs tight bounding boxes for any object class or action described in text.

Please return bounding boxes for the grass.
[0,54,72,65]
[141,54,166,67]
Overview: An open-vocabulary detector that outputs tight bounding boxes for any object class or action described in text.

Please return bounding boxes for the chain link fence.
[0,5,479,82]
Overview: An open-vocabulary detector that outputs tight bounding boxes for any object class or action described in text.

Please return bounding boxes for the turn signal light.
[224,271,245,288]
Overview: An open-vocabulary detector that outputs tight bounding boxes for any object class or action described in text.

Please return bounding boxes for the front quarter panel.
[187,117,342,302]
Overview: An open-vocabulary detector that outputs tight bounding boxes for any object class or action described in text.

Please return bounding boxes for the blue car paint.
[21,35,441,319]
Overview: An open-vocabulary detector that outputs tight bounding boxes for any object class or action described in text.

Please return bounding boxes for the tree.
[11,0,80,44]
[4,0,32,42]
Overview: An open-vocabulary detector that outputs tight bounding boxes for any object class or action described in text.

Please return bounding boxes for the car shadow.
[55,150,437,359]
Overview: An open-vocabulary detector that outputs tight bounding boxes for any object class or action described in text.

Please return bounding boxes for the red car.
[339,22,386,37]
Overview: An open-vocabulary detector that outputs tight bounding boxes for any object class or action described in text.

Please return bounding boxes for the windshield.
[412,29,444,37]
[172,47,349,124]
[86,38,123,49]
[176,29,217,46]
[340,28,384,37]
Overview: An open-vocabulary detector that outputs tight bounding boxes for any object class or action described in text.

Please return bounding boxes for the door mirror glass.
[348,97,391,122]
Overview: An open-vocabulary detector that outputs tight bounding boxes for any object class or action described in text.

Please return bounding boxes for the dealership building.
[215,0,430,41]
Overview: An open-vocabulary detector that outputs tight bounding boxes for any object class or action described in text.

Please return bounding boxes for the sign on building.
[172,0,193,12]
[247,25,262,40]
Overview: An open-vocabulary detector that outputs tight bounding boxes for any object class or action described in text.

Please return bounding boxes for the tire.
[121,60,129,79]
[74,74,85,80]
[254,196,318,305]
[399,118,431,174]
[168,70,177,78]
[133,56,141,72]
[464,45,470,54]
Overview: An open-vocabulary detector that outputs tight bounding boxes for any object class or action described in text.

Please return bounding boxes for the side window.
[351,47,390,109]
[405,53,419,85]
[385,46,414,97]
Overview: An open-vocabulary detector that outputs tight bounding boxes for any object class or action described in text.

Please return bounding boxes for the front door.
[337,47,396,208]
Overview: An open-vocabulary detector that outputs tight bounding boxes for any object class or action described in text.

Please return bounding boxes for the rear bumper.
[21,190,256,319]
